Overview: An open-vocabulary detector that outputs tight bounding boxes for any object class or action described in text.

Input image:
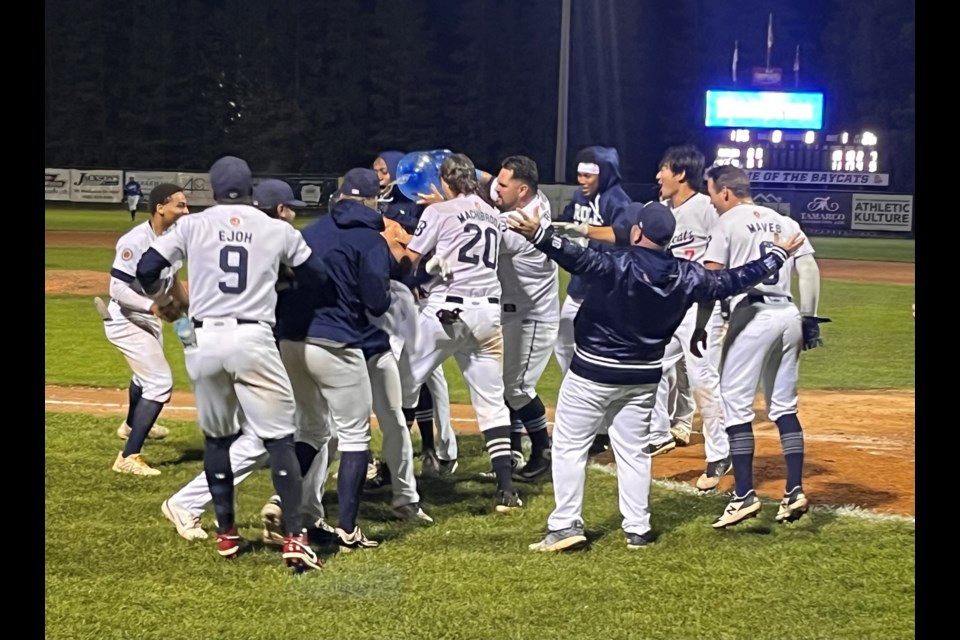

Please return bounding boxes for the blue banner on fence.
[748,189,913,236]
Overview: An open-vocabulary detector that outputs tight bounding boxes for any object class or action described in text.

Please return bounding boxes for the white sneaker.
[161,498,208,540]
[335,526,380,550]
[112,451,161,476]
[117,421,170,440]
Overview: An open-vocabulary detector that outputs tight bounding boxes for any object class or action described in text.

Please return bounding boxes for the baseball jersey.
[147,204,313,325]
[703,202,814,302]
[497,190,560,322]
[109,221,182,324]
[669,192,719,264]
[408,194,502,299]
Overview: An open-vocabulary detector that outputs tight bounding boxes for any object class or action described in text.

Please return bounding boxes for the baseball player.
[507,201,806,552]
[371,150,457,483]
[700,164,827,528]
[399,153,523,512]
[554,146,632,455]
[289,167,396,549]
[99,183,188,476]
[123,176,143,221]
[490,156,559,481]
[557,146,731,484]
[137,156,327,572]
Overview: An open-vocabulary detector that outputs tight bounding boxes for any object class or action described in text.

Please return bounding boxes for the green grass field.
[44,208,915,640]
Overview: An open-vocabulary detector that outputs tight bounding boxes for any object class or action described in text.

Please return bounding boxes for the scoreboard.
[703,89,881,178]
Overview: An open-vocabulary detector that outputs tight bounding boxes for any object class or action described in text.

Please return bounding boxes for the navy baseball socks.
[726,422,756,497]
[125,381,142,428]
[415,387,436,452]
[204,434,240,546]
[295,441,319,475]
[774,413,805,493]
[512,397,552,481]
[336,451,368,534]
[483,426,523,512]
[120,397,164,458]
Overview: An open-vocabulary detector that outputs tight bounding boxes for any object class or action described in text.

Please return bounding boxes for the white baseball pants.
[502,318,559,411]
[554,296,582,376]
[662,302,730,462]
[186,321,296,440]
[104,317,173,403]
[302,343,373,453]
[368,350,419,508]
[547,371,656,536]
[720,301,802,425]
[402,297,510,432]
[425,365,457,462]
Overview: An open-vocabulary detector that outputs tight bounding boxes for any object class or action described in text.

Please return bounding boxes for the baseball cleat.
[307,518,337,545]
[696,456,733,491]
[215,528,247,558]
[670,425,691,447]
[713,490,762,529]
[391,502,435,524]
[112,451,161,476]
[282,533,323,572]
[335,526,380,551]
[642,438,677,457]
[161,498,208,541]
[117,421,170,440]
[776,487,809,523]
[438,458,459,478]
[529,526,587,552]
[260,495,285,547]
[495,489,523,513]
[514,452,551,482]
[419,449,441,479]
[625,530,657,550]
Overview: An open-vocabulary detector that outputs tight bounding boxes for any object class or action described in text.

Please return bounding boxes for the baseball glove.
[801,316,831,351]
[155,298,186,323]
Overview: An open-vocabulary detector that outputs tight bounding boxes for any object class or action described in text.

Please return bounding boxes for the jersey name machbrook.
[457,208,500,226]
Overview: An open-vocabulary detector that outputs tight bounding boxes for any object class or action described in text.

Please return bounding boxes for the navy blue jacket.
[556,146,632,299]
[378,151,423,234]
[530,226,789,385]
[295,200,391,348]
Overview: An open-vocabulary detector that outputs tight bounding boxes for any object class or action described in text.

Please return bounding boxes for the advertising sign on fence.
[69,169,123,203]
[45,168,71,201]
[127,171,180,202]
[850,194,913,232]
[176,172,216,207]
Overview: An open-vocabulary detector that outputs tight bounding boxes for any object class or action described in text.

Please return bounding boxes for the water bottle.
[173,315,197,348]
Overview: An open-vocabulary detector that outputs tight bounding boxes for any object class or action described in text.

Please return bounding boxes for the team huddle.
[98,143,826,571]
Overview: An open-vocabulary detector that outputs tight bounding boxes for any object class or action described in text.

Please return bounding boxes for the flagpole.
[732,40,738,84]
[766,13,773,72]
[794,45,800,87]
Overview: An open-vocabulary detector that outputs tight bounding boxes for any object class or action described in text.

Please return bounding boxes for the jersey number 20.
[219,245,248,293]
[758,241,780,285]
[458,223,498,268]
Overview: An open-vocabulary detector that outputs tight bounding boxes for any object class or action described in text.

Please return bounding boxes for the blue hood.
[576,145,623,193]
[331,198,385,231]
[378,151,405,182]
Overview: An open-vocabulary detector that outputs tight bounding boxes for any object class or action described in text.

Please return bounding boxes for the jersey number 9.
[219,245,248,294]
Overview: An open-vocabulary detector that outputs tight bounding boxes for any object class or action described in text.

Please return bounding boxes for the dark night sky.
[44,0,914,190]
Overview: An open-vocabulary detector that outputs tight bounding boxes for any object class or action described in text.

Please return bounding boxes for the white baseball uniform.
[146,203,312,441]
[652,192,730,462]
[402,194,510,433]
[498,191,560,411]
[703,203,814,424]
[104,222,182,404]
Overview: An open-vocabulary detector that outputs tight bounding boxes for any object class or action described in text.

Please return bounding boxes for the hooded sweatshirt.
[555,146,632,299]
[291,199,391,348]
[377,150,423,234]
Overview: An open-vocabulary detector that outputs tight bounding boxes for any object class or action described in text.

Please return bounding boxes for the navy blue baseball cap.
[632,201,676,247]
[209,155,253,200]
[336,168,380,198]
[253,179,306,209]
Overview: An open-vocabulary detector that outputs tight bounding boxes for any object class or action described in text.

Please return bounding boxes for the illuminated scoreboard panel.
[712,129,880,173]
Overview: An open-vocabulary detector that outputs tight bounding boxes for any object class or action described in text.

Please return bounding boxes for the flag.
[732,40,739,83]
